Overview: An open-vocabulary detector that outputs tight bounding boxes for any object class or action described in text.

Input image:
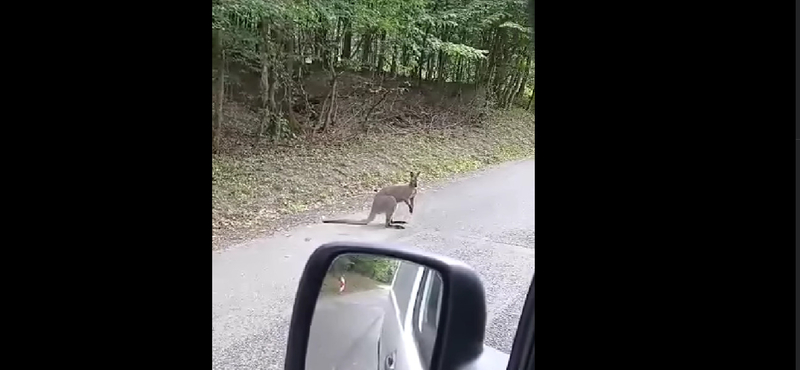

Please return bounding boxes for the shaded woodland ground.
[212,0,534,249]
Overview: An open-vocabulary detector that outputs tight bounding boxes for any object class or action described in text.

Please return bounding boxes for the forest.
[212,0,534,151]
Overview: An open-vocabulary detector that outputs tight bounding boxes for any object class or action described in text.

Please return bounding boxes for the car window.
[417,270,442,331]
[393,260,423,323]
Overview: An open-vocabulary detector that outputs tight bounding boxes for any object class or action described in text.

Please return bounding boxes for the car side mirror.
[284,241,488,370]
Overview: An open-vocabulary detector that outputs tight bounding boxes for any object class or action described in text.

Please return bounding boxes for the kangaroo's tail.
[322,219,369,225]
[322,211,376,226]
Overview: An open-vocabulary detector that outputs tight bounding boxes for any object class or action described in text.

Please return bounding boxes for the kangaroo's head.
[409,171,420,188]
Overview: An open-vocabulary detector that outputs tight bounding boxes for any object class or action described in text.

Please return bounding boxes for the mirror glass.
[307,253,444,370]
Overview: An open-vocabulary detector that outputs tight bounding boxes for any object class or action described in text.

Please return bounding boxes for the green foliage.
[212,0,278,31]
[212,0,532,79]
[212,0,534,144]
[499,21,530,34]
[328,255,398,284]
[429,37,489,60]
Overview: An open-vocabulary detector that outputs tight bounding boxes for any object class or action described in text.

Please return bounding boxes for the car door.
[380,261,520,370]
[506,274,534,370]
[378,260,440,370]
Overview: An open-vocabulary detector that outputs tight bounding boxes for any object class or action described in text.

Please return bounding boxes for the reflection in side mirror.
[306,253,443,370]
[285,242,487,370]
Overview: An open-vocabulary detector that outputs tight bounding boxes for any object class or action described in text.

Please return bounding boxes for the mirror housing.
[285,241,487,370]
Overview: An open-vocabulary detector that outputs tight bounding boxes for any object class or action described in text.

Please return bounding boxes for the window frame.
[411,268,443,369]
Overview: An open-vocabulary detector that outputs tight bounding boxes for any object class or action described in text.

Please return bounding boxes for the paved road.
[307,289,390,370]
[212,159,535,369]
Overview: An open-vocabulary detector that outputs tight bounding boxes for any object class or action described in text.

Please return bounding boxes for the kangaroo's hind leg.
[383,203,405,229]
[389,199,412,224]
[385,213,405,229]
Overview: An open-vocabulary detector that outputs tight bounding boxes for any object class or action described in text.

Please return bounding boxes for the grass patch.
[212,108,534,248]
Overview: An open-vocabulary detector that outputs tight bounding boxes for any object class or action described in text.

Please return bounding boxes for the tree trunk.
[501,72,520,108]
[260,25,281,140]
[283,34,299,136]
[455,56,463,83]
[390,42,399,77]
[492,32,510,92]
[284,84,301,134]
[318,91,330,130]
[426,55,433,81]
[319,58,338,131]
[330,29,342,125]
[495,74,510,108]
[401,44,409,69]
[212,29,225,153]
[325,62,338,130]
[257,32,271,140]
[512,71,523,105]
[361,32,373,71]
[498,75,510,109]
[483,30,499,86]
[317,16,329,67]
[341,18,353,59]
[376,32,387,76]
[494,38,518,96]
[267,31,281,139]
[439,55,447,83]
[514,55,532,102]
[351,37,363,62]
[417,26,431,86]
[285,29,295,81]
[437,26,449,83]
[283,32,295,107]
[335,18,342,52]
[526,87,535,110]
[492,49,510,97]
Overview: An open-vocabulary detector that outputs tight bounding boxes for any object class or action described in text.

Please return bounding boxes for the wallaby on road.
[322,171,420,229]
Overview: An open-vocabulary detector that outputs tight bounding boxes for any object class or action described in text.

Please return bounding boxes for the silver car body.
[379,261,510,370]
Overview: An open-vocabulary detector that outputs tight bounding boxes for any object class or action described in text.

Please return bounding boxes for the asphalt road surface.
[307,288,390,370]
[212,159,535,369]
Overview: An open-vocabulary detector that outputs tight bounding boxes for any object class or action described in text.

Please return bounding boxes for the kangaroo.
[323,171,420,229]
